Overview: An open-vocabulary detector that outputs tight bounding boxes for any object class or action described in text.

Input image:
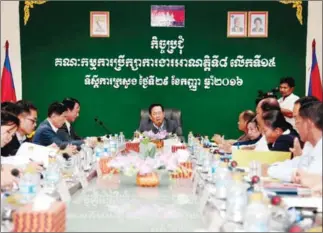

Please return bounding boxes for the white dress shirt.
[278,93,299,128]
[47,119,59,133]
[254,135,269,152]
[268,138,322,182]
[65,120,71,135]
[16,132,26,144]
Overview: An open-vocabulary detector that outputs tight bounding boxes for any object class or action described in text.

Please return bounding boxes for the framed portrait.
[227,12,247,38]
[90,11,110,38]
[248,11,268,38]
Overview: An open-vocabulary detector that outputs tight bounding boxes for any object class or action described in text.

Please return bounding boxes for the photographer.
[278,77,299,128]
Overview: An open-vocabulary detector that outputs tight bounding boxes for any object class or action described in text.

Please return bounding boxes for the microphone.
[94,116,110,134]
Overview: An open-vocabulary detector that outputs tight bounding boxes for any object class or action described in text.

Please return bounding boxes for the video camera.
[255,87,280,105]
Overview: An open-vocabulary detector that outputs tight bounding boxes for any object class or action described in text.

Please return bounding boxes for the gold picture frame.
[227,11,247,38]
[248,11,268,38]
[90,11,110,38]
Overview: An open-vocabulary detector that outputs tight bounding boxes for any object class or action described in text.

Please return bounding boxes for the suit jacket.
[1,134,30,157]
[268,128,299,153]
[138,118,179,135]
[57,122,82,142]
[33,120,83,147]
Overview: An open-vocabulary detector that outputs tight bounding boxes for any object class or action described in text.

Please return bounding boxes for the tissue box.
[13,201,66,232]
[136,172,159,187]
[171,145,187,153]
[126,142,140,152]
[99,157,119,175]
[171,162,193,179]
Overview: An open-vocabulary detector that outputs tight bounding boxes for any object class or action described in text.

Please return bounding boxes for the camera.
[256,87,280,105]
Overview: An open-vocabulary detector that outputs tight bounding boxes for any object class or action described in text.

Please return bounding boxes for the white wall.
[306,1,322,94]
[1,1,322,100]
[1,1,22,100]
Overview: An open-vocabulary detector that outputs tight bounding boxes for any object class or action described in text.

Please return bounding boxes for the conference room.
[1,1,322,232]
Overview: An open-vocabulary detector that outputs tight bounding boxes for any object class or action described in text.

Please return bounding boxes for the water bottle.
[201,136,205,147]
[215,162,232,200]
[188,131,193,151]
[202,151,211,173]
[119,132,125,147]
[110,136,117,154]
[203,136,210,147]
[44,156,61,194]
[102,137,110,156]
[226,173,248,223]
[19,165,38,204]
[95,143,104,160]
[81,144,92,171]
[210,155,220,183]
[243,192,270,232]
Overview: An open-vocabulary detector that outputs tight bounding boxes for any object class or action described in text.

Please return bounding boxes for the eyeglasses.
[26,118,37,125]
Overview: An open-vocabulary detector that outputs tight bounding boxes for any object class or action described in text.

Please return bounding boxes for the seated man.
[57,98,84,144]
[263,97,322,181]
[33,102,82,148]
[138,104,179,135]
[1,100,38,157]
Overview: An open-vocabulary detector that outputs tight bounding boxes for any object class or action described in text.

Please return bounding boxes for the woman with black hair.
[262,110,299,152]
[1,111,20,190]
[1,110,19,148]
[233,118,262,148]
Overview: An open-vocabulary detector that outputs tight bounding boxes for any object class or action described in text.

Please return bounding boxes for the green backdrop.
[20,1,307,139]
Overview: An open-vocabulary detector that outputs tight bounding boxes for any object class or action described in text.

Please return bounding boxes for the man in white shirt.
[278,77,299,128]
[264,97,322,181]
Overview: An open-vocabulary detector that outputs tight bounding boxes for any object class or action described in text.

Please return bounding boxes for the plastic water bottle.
[188,132,194,150]
[211,156,220,183]
[44,156,61,194]
[203,136,210,147]
[215,162,232,200]
[110,136,117,154]
[102,138,110,156]
[202,151,211,173]
[243,192,270,232]
[119,132,125,146]
[19,165,39,204]
[225,173,248,223]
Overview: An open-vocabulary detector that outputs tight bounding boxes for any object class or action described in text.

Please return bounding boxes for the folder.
[232,150,291,167]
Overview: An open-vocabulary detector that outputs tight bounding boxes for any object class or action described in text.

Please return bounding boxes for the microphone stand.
[94,117,110,134]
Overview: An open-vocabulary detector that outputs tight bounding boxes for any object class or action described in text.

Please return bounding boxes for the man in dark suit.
[33,102,83,148]
[138,104,179,134]
[1,101,38,157]
[57,98,83,143]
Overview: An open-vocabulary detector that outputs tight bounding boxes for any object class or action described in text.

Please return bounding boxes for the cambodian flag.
[151,5,185,27]
[308,39,322,101]
[1,41,16,103]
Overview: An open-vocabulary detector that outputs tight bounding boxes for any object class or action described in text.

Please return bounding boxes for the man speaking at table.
[138,104,179,134]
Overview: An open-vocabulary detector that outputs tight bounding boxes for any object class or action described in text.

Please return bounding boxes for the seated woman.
[1,110,20,190]
[262,110,299,152]
[213,110,256,145]
[233,118,262,148]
